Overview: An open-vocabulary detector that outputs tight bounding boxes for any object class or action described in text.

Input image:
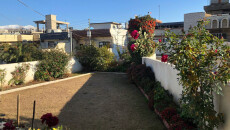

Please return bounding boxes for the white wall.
[0,58,82,88]
[184,12,207,32]
[142,57,183,103]
[142,57,230,130]
[110,28,128,58]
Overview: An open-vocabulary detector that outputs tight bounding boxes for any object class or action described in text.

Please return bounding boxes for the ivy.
[159,20,230,129]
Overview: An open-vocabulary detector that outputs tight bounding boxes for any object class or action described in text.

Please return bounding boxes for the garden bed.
[0,73,89,95]
[137,85,174,130]
[127,64,197,130]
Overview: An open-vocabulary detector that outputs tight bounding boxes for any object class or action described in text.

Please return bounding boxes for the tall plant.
[159,21,230,129]
[128,14,157,64]
[0,69,6,91]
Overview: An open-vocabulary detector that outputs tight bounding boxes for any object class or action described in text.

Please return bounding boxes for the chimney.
[125,22,129,29]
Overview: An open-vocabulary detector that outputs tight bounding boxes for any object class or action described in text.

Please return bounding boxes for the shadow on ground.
[58,73,165,130]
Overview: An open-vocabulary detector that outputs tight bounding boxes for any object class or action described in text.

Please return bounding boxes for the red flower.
[161,54,168,62]
[3,121,15,130]
[131,30,139,39]
[159,39,162,43]
[215,49,218,53]
[41,113,59,128]
[130,44,136,52]
[161,107,177,121]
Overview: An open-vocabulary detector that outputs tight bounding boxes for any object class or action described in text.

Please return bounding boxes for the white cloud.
[0,25,35,30]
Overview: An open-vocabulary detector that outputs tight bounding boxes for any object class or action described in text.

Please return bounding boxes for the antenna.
[159,5,161,20]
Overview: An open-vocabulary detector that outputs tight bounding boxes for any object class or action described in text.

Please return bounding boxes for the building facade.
[72,22,128,58]
[34,15,72,53]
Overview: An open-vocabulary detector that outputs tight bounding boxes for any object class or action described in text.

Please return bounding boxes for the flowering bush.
[3,120,15,130]
[128,29,157,64]
[128,15,156,35]
[41,113,59,128]
[159,20,229,129]
[35,50,70,81]
[128,14,157,64]
[8,64,30,85]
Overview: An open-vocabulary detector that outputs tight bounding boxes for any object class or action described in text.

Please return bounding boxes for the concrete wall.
[184,12,209,32]
[91,24,112,29]
[18,35,34,42]
[0,57,82,88]
[0,34,39,43]
[41,39,71,54]
[142,57,230,130]
[0,35,18,42]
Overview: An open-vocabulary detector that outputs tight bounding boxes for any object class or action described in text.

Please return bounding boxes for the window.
[48,41,57,48]
[213,33,227,39]
[99,41,110,48]
[222,19,228,28]
[212,20,218,29]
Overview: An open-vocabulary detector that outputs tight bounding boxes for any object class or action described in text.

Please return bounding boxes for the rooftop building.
[204,0,230,15]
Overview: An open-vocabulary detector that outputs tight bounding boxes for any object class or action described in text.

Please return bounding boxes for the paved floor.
[0,73,165,130]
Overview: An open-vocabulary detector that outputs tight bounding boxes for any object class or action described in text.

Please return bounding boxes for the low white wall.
[0,57,82,87]
[0,61,38,87]
[142,57,183,103]
[142,57,230,130]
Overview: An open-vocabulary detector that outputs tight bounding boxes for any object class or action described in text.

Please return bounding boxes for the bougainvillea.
[158,20,229,129]
[128,15,156,35]
[127,14,158,64]
[41,113,59,128]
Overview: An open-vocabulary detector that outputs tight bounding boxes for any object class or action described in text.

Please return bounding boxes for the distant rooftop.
[156,22,184,29]
[72,29,111,39]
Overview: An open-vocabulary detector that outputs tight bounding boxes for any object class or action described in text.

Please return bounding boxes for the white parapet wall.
[142,57,183,103]
[142,57,230,130]
[0,57,82,88]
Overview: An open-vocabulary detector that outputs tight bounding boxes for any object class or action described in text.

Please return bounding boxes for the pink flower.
[215,49,218,53]
[130,44,136,52]
[159,39,162,43]
[161,54,168,62]
[131,30,139,39]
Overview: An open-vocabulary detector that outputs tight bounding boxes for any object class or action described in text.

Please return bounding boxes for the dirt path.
[0,73,165,130]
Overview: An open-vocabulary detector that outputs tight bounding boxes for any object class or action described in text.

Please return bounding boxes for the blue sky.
[0,0,208,29]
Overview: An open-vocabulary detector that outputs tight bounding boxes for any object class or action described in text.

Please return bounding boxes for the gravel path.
[0,73,165,130]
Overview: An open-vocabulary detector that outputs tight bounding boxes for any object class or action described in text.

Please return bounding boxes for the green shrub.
[35,50,70,81]
[0,43,42,63]
[9,64,30,85]
[76,45,114,71]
